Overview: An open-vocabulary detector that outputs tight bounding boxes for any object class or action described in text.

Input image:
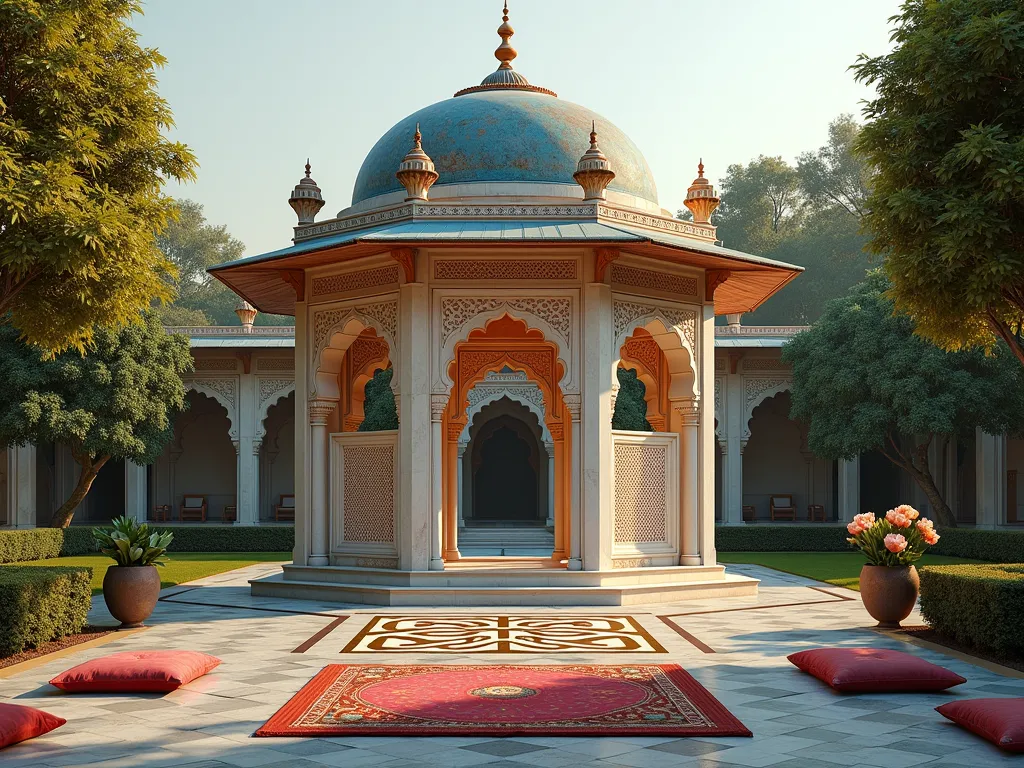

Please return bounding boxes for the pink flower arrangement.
[847,504,938,566]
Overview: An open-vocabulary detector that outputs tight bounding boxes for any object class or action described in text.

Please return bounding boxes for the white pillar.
[124,462,147,523]
[724,374,744,525]
[308,400,336,566]
[568,412,583,570]
[838,455,860,522]
[545,446,556,527]
[698,302,716,565]
[8,445,36,528]
[976,429,1005,528]
[673,400,701,566]
[457,444,467,528]
[429,396,446,570]
[582,282,614,571]
[398,281,431,570]
[236,372,259,525]
[293,297,310,566]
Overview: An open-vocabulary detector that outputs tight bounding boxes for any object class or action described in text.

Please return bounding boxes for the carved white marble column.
[430,395,446,570]
[582,283,614,571]
[398,281,431,570]
[838,455,860,522]
[673,399,701,565]
[235,371,259,525]
[308,399,336,566]
[564,393,582,570]
[976,429,1006,528]
[7,445,36,528]
[124,462,147,523]
[724,374,745,525]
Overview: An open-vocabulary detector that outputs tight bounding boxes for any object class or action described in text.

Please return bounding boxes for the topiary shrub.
[0,566,92,657]
[612,367,652,431]
[919,564,1024,657]
[359,367,399,431]
[0,529,64,563]
[61,526,99,556]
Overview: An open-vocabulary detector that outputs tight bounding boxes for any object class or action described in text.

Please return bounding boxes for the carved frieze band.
[193,358,237,372]
[257,358,294,372]
[434,260,577,281]
[611,263,698,297]
[612,299,697,351]
[312,301,398,367]
[311,265,400,297]
[440,297,571,346]
[743,358,792,371]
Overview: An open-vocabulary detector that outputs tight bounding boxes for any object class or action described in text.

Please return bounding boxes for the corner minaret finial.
[573,122,615,202]
[495,2,516,69]
[396,123,439,201]
[684,159,720,224]
[235,300,257,332]
[288,159,325,224]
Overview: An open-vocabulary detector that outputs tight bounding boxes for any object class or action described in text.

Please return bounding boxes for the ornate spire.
[683,159,720,224]
[454,3,556,97]
[395,123,439,201]
[288,159,325,224]
[573,122,615,202]
[235,300,257,332]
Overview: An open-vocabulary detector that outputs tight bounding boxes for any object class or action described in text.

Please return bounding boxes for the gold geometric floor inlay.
[341,615,667,654]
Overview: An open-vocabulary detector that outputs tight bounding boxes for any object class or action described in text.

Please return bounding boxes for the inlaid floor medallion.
[255,664,752,737]
[341,615,667,653]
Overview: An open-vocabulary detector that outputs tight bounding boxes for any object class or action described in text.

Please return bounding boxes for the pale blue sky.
[134,0,901,257]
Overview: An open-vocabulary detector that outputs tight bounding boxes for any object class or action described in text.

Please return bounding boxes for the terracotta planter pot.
[102,565,161,629]
[859,564,919,628]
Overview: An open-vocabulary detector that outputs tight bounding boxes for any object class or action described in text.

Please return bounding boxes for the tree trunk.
[879,434,957,528]
[49,453,111,528]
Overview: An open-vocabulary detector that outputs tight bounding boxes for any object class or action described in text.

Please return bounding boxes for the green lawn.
[718,551,982,591]
[8,552,290,595]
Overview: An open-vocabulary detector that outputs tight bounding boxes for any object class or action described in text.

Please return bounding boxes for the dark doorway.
[860,449,902,516]
[473,420,539,524]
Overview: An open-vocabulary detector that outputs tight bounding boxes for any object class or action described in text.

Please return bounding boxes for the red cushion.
[0,702,65,750]
[937,699,1024,752]
[787,648,966,692]
[50,651,221,693]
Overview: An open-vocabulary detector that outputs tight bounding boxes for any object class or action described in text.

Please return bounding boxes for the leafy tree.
[0,313,193,527]
[713,155,802,253]
[852,0,1024,366]
[797,114,872,218]
[782,273,1024,527]
[0,0,196,352]
[359,368,399,431]
[611,368,652,431]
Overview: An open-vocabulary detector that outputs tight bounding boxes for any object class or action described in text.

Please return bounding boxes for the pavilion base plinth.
[249,562,758,606]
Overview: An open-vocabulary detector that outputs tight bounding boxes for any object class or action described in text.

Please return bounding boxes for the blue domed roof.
[351,90,659,207]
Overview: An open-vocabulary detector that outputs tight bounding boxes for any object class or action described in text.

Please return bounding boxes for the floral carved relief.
[611,264,698,297]
[434,260,577,281]
[612,300,696,351]
[311,265,400,297]
[440,297,571,347]
[258,378,294,407]
[312,300,398,368]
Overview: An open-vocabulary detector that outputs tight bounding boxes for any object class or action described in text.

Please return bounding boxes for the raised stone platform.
[249,561,759,606]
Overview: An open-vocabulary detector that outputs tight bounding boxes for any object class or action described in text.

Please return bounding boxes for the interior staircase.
[457,526,555,556]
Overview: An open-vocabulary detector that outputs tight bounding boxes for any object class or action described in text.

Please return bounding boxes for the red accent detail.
[49,651,221,693]
[788,648,966,693]
[595,247,619,282]
[391,248,415,282]
[0,703,65,749]
[937,699,1024,753]
[705,270,730,301]
[255,664,751,737]
[280,270,305,302]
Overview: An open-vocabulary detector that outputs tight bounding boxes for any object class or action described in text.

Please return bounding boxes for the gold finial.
[684,159,720,225]
[304,158,311,178]
[574,123,615,202]
[396,125,439,202]
[495,1,517,69]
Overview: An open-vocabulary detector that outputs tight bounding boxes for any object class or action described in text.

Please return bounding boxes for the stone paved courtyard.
[1,563,1021,767]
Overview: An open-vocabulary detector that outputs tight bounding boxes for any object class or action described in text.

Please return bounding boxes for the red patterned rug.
[256,664,751,737]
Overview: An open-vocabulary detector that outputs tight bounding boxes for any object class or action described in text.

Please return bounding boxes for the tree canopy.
[686,115,875,325]
[0,313,193,527]
[852,0,1024,365]
[0,0,196,352]
[782,272,1024,527]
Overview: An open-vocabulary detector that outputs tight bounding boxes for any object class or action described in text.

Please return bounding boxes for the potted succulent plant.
[93,516,174,629]
[847,505,940,628]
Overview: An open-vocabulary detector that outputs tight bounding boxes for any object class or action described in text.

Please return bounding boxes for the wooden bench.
[275,494,295,522]
[180,495,207,522]
[769,494,797,521]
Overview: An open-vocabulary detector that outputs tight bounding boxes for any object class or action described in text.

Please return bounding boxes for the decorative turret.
[288,160,326,224]
[454,3,556,97]
[573,122,616,202]
[683,160,720,224]
[395,124,439,201]
[235,300,257,332]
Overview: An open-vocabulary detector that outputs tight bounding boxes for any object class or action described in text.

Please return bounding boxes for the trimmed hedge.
[61,526,99,556]
[0,528,64,563]
[715,525,1024,562]
[152,525,294,552]
[919,564,1024,657]
[0,566,92,657]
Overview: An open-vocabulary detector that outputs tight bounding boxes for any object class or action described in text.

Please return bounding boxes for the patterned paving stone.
[1,562,1021,767]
